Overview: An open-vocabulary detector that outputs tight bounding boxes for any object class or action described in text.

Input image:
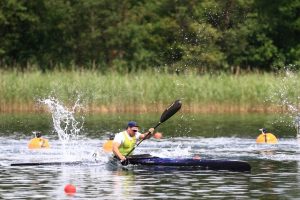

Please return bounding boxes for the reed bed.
[0,70,299,113]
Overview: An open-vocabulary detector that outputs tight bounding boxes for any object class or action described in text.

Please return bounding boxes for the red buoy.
[64,184,76,195]
[153,132,162,139]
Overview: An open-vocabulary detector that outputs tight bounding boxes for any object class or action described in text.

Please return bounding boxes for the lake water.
[1,112,300,199]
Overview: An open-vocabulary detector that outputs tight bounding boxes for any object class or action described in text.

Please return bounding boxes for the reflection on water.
[0,112,296,139]
[0,113,300,199]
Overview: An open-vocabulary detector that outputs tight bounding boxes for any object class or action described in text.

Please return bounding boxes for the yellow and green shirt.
[113,131,141,156]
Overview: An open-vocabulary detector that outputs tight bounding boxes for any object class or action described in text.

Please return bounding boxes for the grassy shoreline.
[0,102,284,113]
[0,70,298,113]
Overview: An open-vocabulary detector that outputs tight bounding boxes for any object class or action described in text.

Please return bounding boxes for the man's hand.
[120,155,128,165]
[149,128,154,134]
[119,155,126,162]
[144,128,155,139]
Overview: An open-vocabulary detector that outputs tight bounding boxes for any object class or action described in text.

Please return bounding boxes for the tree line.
[0,0,299,72]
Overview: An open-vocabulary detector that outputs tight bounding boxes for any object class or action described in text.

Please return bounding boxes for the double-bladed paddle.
[124,99,182,158]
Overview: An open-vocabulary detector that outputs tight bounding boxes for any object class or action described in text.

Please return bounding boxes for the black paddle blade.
[160,100,182,123]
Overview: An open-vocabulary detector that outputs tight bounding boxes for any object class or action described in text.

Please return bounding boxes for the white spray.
[268,70,300,138]
[39,97,85,159]
[40,98,83,141]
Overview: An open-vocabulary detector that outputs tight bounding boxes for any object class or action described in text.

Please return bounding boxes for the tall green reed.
[0,70,299,112]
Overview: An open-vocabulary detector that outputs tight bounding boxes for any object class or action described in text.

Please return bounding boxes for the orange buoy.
[64,184,76,195]
[153,132,163,139]
[103,140,113,152]
[28,138,50,149]
[256,128,278,144]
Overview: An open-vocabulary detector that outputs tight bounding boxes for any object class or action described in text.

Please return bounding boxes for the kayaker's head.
[109,133,115,140]
[33,131,42,138]
[127,121,139,136]
[259,128,267,134]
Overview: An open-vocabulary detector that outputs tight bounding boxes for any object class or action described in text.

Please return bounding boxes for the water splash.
[295,116,300,137]
[39,97,84,145]
[268,70,300,137]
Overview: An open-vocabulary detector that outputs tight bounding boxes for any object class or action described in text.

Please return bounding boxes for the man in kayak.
[112,121,154,162]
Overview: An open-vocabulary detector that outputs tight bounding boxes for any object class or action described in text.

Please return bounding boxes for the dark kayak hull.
[127,158,250,172]
[10,161,84,166]
[112,155,251,172]
[11,156,251,172]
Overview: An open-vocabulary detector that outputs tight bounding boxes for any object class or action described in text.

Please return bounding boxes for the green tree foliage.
[254,0,300,69]
[0,0,299,72]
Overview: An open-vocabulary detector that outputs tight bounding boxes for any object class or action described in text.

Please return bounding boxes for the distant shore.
[0,102,285,114]
[0,70,297,113]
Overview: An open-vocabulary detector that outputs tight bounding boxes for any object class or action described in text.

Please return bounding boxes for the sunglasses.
[132,129,138,132]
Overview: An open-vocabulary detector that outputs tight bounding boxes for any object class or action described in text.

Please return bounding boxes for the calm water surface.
[0,113,300,199]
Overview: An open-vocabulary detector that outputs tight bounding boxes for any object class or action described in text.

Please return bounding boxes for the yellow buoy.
[103,140,113,152]
[102,134,115,152]
[256,128,278,144]
[28,131,50,149]
[28,137,50,149]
